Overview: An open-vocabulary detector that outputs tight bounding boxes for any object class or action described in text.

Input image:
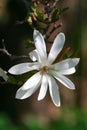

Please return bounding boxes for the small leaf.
[31,7,44,21]
[8,71,37,85]
[24,40,34,48]
[51,8,62,22]
[51,7,69,22]
[8,75,19,85]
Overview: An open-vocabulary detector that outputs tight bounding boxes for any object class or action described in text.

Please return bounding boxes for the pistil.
[41,66,49,74]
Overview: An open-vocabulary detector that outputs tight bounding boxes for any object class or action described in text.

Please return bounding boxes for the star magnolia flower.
[0,68,8,81]
[8,30,80,106]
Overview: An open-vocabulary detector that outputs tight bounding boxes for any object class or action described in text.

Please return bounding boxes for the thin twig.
[0,46,29,61]
[0,47,12,57]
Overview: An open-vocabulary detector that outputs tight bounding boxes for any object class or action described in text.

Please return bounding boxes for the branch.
[0,47,12,57]
[0,45,29,61]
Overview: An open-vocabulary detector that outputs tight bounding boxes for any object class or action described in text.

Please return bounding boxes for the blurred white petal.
[21,72,42,90]
[29,49,40,61]
[0,68,8,81]
[33,29,47,63]
[57,67,76,75]
[48,75,60,107]
[16,80,41,99]
[8,62,40,75]
[51,58,80,70]
[38,74,48,101]
[47,33,65,64]
[51,70,75,89]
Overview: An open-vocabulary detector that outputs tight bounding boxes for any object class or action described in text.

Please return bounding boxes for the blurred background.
[0,0,87,130]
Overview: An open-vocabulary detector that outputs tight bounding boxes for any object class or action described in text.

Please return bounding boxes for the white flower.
[8,30,80,106]
[0,68,8,81]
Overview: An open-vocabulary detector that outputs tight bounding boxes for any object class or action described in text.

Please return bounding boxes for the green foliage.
[0,108,87,130]
[24,40,34,48]
[0,113,20,130]
[31,7,44,21]
[51,8,62,21]
[51,7,69,22]
[47,108,87,130]
[24,116,44,130]
[8,71,37,85]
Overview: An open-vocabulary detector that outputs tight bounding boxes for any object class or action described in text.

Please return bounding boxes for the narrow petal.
[47,33,65,64]
[48,75,60,107]
[51,58,80,71]
[33,29,47,62]
[8,62,40,75]
[0,68,8,81]
[16,79,41,99]
[58,67,76,75]
[51,71,75,89]
[38,74,48,101]
[29,49,40,61]
[20,72,42,90]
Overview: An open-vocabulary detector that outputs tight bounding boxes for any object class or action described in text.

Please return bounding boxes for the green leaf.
[8,71,37,86]
[24,40,34,48]
[63,54,69,59]
[8,75,19,85]
[51,8,62,21]
[51,7,69,22]
[31,7,44,21]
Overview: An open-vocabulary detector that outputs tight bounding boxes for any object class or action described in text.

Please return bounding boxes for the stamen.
[41,66,49,73]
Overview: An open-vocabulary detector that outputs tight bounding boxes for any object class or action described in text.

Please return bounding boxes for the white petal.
[51,71,75,89]
[51,58,80,71]
[29,49,40,61]
[48,75,60,107]
[20,72,42,90]
[58,67,76,75]
[47,33,65,64]
[16,79,41,99]
[38,74,48,101]
[0,68,8,81]
[8,62,40,75]
[33,29,47,62]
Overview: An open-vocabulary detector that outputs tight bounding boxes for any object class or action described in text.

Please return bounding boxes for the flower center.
[41,66,49,73]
